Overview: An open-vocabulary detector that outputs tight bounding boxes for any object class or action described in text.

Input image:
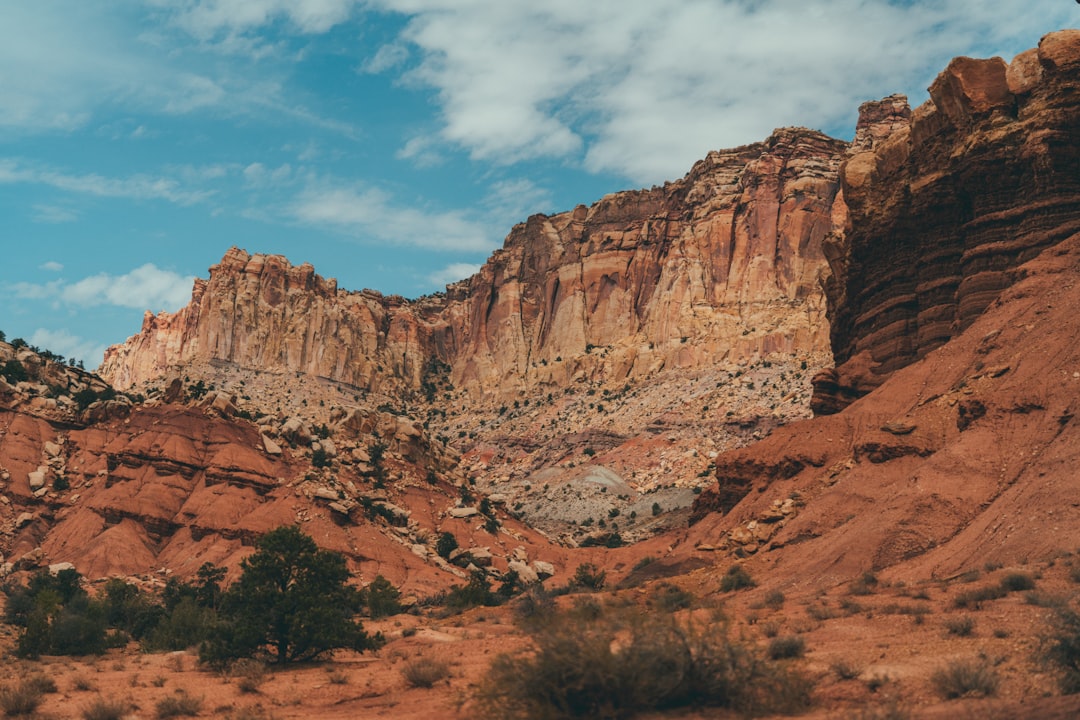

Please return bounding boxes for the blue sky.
[1,1,1076,369]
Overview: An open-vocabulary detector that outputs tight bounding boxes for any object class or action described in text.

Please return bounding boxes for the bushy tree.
[362,575,402,619]
[201,525,379,665]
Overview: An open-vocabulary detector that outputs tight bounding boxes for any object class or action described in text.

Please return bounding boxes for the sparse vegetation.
[1041,606,1080,694]
[1000,572,1036,592]
[719,564,755,592]
[474,606,812,719]
[767,635,806,660]
[944,615,975,637]
[401,657,451,689]
[155,691,203,718]
[570,563,606,592]
[81,696,130,720]
[0,680,44,717]
[930,658,998,699]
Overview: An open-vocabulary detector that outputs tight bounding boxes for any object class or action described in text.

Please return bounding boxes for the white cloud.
[32,205,79,224]
[28,329,108,369]
[39,261,64,272]
[428,262,481,288]
[0,159,213,206]
[370,0,1076,183]
[293,184,494,252]
[396,135,445,168]
[361,43,409,74]
[13,264,195,313]
[484,178,553,225]
[166,0,361,38]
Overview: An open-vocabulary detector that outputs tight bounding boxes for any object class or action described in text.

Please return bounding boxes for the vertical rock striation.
[102,129,848,399]
[815,30,1080,413]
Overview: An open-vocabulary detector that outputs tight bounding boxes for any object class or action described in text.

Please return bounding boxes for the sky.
[1,1,1076,369]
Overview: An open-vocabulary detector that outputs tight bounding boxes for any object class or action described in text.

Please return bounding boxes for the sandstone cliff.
[100,128,847,402]
[815,29,1080,413]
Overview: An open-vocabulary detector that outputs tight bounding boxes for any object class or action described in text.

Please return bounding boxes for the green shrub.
[401,657,451,689]
[1000,572,1036,593]
[474,607,812,719]
[767,635,806,660]
[930,658,998,699]
[719,565,755,592]
[0,359,28,384]
[362,575,402,619]
[571,563,606,592]
[435,532,458,560]
[445,570,497,610]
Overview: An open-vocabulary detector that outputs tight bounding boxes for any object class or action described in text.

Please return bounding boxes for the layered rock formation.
[815,29,1080,413]
[101,128,847,401]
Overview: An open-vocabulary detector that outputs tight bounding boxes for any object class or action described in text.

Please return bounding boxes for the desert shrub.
[767,635,806,660]
[806,604,838,621]
[764,590,786,610]
[571,563,606,592]
[513,585,556,627]
[155,691,202,718]
[21,675,56,696]
[362,575,402,619]
[830,658,863,680]
[930,658,998,699]
[81,696,130,720]
[650,583,694,612]
[231,659,268,694]
[326,669,349,685]
[435,532,458,560]
[719,565,755,592]
[848,571,879,596]
[1041,606,1080,694]
[474,607,812,719]
[1000,572,1036,593]
[1,359,28,384]
[401,657,451,689]
[144,597,216,651]
[953,585,1005,609]
[445,570,497,610]
[0,681,43,717]
[943,615,975,637]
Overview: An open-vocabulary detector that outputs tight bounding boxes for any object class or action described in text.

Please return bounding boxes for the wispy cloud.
[39,261,64,272]
[0,159,213,205]
[13,264,195,313]
[165,0,362,38]
[368,0,1075,183]
[428,262,480,288]
[292,184,494,252]
[32,205,79,224]
[28,328,108,368]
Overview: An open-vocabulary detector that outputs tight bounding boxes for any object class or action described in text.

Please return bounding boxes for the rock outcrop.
[101,128,847,401]
[816,29,1080,413]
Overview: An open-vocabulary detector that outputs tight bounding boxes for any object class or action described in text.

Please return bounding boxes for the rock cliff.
[101,128,847,402]
[815,29,1080,413]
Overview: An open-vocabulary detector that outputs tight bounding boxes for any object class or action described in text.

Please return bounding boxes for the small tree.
[435,531,458,559]
[202,526,378,665]
[362,575,402,619]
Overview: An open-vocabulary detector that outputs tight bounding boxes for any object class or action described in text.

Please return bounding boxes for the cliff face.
[102,129,847,400]
[815,29,1080,413]
[439,128,846,396]
[100,248,433,395]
